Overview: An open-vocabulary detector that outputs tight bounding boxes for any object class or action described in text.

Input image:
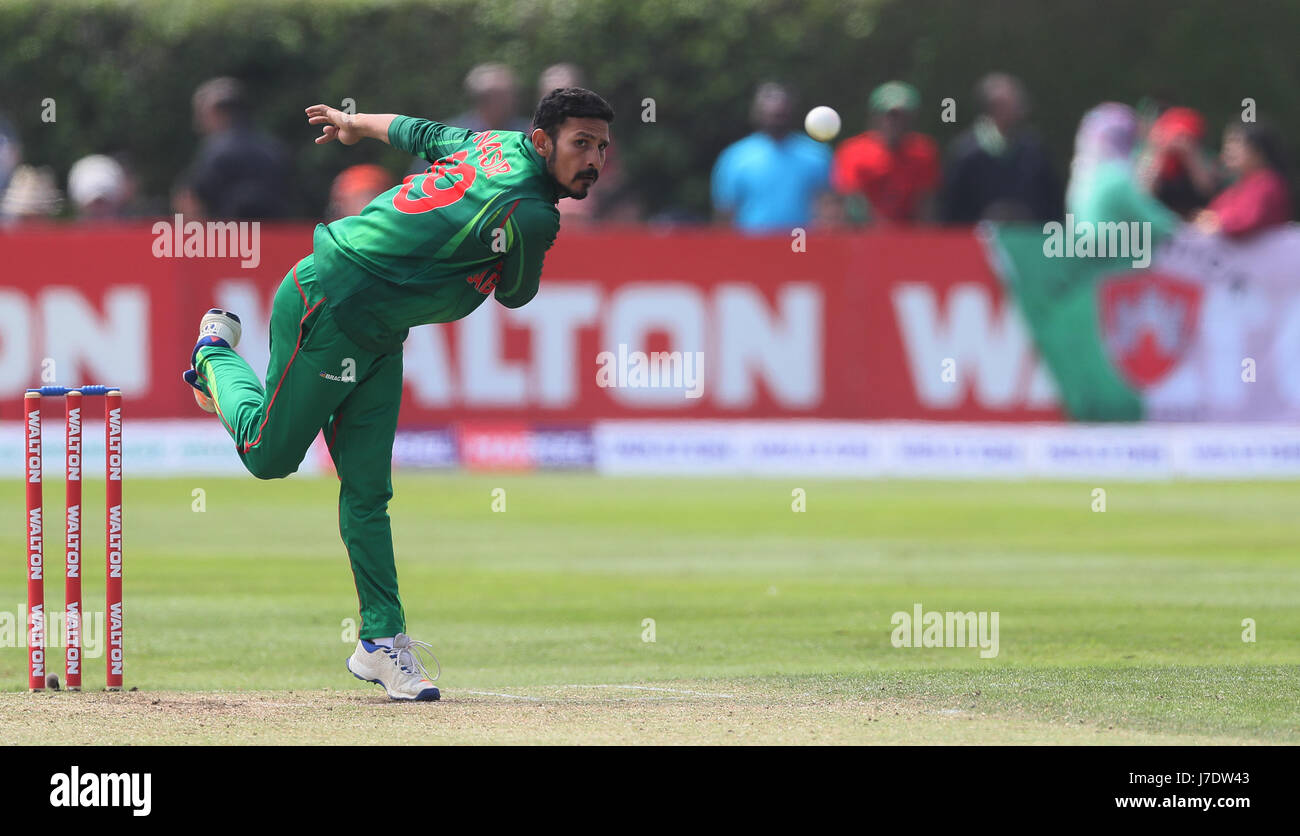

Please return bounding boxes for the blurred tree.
[1,0,1295,220]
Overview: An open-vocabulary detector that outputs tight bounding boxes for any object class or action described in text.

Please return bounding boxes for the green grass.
[2,475,1297,744]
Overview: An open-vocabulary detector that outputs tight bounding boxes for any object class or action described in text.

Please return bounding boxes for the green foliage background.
[3,0,1296,218]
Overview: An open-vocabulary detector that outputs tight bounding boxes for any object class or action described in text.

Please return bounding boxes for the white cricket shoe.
[184,309,243,414]
[199,308,242,348]
[347,634,441,701]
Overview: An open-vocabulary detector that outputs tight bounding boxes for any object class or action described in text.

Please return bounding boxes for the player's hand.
[305,104,361,146]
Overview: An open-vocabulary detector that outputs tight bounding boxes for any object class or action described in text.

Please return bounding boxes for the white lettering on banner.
[504,285,600,406]
[0,289,32,386]
[2,273,1051,415]
[460,301,528,405]
[716,284,821,407]
[604,284,707,407]
[394,283,824,411]
[40,288,149,392]
[891,282,1051,410]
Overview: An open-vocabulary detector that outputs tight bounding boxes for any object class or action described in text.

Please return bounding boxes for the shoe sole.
[346,658,440,702]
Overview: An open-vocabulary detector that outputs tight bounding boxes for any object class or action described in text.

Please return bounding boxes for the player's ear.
[530,127,550,156]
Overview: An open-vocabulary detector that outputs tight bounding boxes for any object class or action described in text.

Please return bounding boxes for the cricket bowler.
[182,87,614,700]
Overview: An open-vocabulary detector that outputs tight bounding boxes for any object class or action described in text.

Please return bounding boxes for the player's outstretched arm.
[305,105,398,146]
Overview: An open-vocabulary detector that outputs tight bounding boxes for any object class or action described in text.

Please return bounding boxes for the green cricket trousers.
[194,254,406,639]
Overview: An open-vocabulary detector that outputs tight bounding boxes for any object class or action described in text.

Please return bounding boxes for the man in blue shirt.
[711,83,831,234]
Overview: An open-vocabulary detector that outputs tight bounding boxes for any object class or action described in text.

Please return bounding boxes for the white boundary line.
[562,684,736,698]
[459,690,543,702]
[454,684,738,700]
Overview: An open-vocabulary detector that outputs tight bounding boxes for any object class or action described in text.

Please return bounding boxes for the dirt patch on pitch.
[0,683,1258,745]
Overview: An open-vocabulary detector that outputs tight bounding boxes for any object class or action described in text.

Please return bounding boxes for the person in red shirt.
[831,81,939,226]
[1141,106,1219,219]
[1195,122,1293,238]
[327,163,394,220]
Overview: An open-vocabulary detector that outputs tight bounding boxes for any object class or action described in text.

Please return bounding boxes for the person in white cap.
[68,154,130,220]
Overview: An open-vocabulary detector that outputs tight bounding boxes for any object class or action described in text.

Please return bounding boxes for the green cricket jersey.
[312,116,564,352]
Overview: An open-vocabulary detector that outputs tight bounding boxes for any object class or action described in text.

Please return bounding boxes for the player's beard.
[549,147,596,200]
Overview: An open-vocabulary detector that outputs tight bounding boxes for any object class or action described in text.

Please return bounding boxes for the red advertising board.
[0,223,1061,422]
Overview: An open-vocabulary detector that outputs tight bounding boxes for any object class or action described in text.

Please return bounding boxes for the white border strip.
[564,684,736,698]
[594,420,1300,480]
[459,690,543,702]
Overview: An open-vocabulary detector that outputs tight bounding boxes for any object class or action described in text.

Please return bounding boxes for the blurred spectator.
[1139,106,1218,219]
[0,165,62,222]
[831,81,939,226]
[535,62,629,225]
[538,63,584,101]
[176,77,292,219]
[1195,122,1293,238]
[711,82,831,234]
[0,112,19,197]
[68,154,131,220]
[328,164,394,220]
[1066,103,1179,240]
[0,113,62,223]
[454,63,531,134]
[408,63,532,175]
[940,72,1062,223]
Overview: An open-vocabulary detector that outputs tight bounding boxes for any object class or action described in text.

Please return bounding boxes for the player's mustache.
[577,169,598,182]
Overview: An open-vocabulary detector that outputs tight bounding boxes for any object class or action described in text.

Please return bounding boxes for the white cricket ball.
[804,106,841,142]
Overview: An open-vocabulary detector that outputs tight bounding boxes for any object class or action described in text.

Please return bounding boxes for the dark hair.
[531,87,614,138]
[1231,121,1289,176]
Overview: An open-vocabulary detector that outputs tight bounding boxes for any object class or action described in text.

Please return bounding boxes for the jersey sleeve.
[388,115,476,162]
[488,198,560,309]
